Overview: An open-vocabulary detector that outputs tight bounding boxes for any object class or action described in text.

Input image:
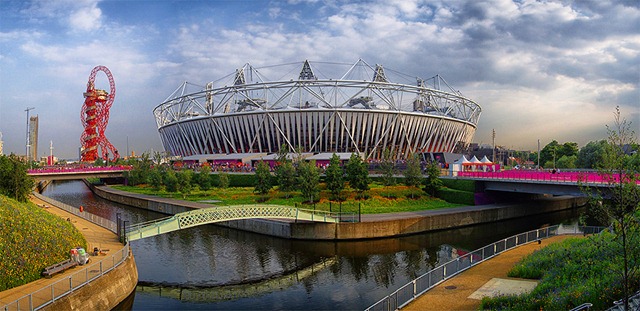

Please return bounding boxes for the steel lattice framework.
[153,60,481,159]
[81,65,119,162]
[126,205,339,241]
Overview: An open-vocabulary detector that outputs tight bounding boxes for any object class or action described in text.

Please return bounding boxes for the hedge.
[441,178,475,192]
[436,187,475,205]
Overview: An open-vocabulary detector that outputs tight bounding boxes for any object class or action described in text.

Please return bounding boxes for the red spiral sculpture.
[80,66,119,162]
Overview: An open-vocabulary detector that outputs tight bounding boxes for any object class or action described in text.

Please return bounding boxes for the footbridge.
[126,205,344,241]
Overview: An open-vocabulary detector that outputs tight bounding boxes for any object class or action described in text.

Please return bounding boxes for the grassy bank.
[0,195,87,291]
[111,182,463,214]
[480,229,639,310]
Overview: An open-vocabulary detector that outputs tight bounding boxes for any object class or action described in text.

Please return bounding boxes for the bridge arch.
[126,205,343,241]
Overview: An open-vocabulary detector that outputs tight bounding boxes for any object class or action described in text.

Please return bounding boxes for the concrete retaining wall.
[43,249,138,311]
[87,183,586,240]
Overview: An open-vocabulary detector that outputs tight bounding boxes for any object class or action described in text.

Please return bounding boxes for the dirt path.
[404,235,575,311]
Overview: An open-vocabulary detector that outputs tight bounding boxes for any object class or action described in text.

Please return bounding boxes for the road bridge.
[456,170,638,197]
[27,166,130,181]
[126,205,344,241]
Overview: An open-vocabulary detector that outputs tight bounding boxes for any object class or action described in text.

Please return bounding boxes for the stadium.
[153,59,481,161]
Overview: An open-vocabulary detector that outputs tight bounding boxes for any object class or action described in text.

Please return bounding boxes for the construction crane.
[80,65,119,162]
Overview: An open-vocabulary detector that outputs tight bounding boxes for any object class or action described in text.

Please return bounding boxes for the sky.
[0,0,638,159]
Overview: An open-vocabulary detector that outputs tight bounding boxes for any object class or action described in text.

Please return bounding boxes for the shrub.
[436,188,474,205]
[0,195,87,291]
[482,232,640,310]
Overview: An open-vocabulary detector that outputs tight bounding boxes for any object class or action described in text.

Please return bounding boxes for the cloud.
[20,0,104,32]
[1,0,638,158]
[67,1,103,32]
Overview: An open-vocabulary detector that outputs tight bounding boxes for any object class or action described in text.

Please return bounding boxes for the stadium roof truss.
[153,59,482,159]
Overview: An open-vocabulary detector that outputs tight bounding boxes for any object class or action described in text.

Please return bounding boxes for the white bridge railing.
[126,204,355,241]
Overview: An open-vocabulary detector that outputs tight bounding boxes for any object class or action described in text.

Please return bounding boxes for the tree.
[176,169,193,198]
[124,152,153,186]
[218,172,230,189]
[403,153,423,198]
[163,169,178,192]
[0,154,34,202]
[403,153,422,187]
[540,141,578,168]
[577,140,608,169]
[274,145,296,198]
[296,160,320,203]
[148,167,163,191]
[582,107,640,310]
[560,142,579,158]
[254,160,272,199]
[325,153,345,201]
[555,155,577,169]
[346,153,370,198]
[380,147,397,187]
[196,165,212,191]
[423,161,443,197]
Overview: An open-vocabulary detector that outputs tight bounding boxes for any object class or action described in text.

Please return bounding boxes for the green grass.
[480,229,640,310]
[0,195,87,291]
[111,182,463,214]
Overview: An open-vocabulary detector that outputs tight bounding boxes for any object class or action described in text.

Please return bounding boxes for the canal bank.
[87,182,586,240]
[0,194,138,311]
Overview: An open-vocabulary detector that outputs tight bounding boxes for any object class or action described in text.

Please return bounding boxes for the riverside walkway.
[403,235,573,310]
[0,195,127,310]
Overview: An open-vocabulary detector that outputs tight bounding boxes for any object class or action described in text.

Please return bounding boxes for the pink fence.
[28,165,132,175]
[458,170,639,184]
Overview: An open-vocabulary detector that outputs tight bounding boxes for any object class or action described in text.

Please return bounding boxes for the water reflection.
[42,180,584,310]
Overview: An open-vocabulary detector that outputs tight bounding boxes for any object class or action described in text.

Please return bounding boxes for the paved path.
[0,195,124,307]
[404,235,575,311]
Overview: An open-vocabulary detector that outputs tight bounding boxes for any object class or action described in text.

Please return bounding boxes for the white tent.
[479,155,495,171]
[449,155,469,176]
[480,155,492,164]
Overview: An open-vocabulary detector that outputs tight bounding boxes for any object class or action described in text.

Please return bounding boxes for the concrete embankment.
[43,253,137,311]
[87,182,586,240]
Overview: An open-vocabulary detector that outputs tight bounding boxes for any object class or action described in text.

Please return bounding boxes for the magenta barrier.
[457,170,639,184]
[28,165,132,175]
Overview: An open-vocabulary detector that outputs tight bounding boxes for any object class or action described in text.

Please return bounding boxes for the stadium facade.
[153,60,481,160]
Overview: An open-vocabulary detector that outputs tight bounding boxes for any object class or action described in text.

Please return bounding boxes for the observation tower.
[80,66,119,162]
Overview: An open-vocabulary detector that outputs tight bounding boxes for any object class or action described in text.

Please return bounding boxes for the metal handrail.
[32,192,118,234]
[365,225,607,311]
[125,204,357,241]
[570,303,594,311]
[2,194,131,311]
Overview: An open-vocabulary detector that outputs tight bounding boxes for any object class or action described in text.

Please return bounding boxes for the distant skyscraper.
[29,115,38,161]
[0,131,3,155]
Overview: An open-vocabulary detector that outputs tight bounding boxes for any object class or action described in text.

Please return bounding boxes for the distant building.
[29,115,39,161]
[0,131,3,155]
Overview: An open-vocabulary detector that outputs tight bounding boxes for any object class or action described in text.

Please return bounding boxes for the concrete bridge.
[456,170,638,197]
[27,166,130,181]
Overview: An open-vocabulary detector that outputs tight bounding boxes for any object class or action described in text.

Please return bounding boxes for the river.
[42,180,584,310]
